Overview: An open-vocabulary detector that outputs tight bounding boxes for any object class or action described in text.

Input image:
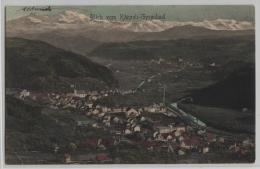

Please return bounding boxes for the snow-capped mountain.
[7,10,254,33]
[6,10,254,56]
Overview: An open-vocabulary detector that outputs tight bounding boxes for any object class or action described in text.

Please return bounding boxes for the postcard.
[4,5,255,164]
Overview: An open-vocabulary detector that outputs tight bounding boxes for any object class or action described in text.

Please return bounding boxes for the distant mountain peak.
[58,10,91,23]
[7,11,254,33]
[27,16,43,23]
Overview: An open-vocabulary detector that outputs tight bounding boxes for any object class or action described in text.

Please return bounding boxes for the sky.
[6,5,255,22]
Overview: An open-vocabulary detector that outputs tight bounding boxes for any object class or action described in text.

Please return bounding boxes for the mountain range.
[6,10,255,56]
[89,34,255,63]
[7,10,254,33]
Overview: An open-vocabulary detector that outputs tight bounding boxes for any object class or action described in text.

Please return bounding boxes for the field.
[178,103,255,134]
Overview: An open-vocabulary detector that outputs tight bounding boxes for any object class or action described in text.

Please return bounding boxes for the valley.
[4,8,255,164]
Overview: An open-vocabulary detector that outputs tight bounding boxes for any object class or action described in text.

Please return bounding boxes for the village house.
[144,106,156,113]
[174,130,182,137]
[205,133,216,143]
[30,93,49,102]
[166,134,173,141]
[178,149,186,156]
[156,133,166,141]
[181,135,201,150]
[228,141,252,155]
[19,89,30,99]
[176,124,186,133]
[140,116,146,122]
[133,125,141,132]
[86,103,93,109]
[102,114,111,122]
[76,120,92,127]
[126,108,140,118]
[111,108,124,113]
[178,135,184,142]
[144,103,166,113]
[242,138,253,147]
[218,137,225,143]
[125,128,132,135]
[180,140,192,149]
[73,89,88,98]
[153,131,159,138]
[97,139,106,150]
[101,107,109,113]
[86,111,92,116]
[89,95,98,101]
[92,109,100,115]
[203,147,209,153]
[104,121,111,127]
[92,123,100,128]
[98,113,105,118]
[197,129,206,135]
[87,91,98,95]
[229,143,241,153]
[64,153,72,164]
[96,153,112,163]
[156,126,175,134]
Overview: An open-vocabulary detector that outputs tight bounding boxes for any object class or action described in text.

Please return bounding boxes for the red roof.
[82,139,98,147]
[96,154,111,161]
[184,136,201,146]
[206,133,215,142]
[143,140,157,147]
[161,133,169,139]
[101,139,114,147]
[72,96,82,100]
[183,134,189,140]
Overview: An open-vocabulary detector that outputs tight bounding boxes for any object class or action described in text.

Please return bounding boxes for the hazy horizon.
[6,5,255,22]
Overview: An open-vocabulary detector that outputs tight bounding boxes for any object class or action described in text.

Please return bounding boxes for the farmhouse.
[74,89,88,98]
[126,108,140,118]
[19,89,30,99]
[157,126,175,134]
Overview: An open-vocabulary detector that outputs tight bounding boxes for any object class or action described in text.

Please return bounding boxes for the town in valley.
[6,86,254,163]
[5,5,255,164]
